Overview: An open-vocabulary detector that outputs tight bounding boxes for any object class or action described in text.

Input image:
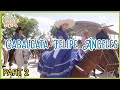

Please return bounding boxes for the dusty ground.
[1,58,116,79]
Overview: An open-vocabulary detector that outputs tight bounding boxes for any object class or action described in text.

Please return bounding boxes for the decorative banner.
[2,12,19,28]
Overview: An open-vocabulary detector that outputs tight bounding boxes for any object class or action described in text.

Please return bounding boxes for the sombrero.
[54,19,75,28]
[98,23,114,30]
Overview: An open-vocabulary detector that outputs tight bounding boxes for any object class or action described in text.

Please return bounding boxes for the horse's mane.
[81,49,103,60]
[84,49,98,55]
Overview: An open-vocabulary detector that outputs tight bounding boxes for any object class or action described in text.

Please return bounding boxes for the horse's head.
[22,49,30,60]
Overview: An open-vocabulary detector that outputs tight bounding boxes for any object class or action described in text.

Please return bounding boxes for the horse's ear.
[93,49,96,51]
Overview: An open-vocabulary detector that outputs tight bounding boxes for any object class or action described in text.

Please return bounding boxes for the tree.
[67,28,76,37]
[31,29,42,39]
[18,16,39,39]
[2,14,39,39]
[50,26,58,38]
[2,28,15,39]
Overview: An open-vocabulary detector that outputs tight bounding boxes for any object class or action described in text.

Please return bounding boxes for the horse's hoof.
[2,65,6,68]
[95,76,97,78]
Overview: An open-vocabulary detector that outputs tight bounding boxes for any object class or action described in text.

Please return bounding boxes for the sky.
[15,12,119,40]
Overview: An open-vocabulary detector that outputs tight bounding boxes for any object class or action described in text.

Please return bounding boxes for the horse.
[30,49,43,63]
[9,49,30,78]
[30,49,35,59]
[71,49,119,78]
[31,37,52,62]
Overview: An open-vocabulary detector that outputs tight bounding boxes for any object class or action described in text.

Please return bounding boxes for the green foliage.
[67,28,76,36]
[50,26,58,38]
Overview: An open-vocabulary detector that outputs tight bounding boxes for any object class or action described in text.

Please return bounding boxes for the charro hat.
[98,23,114,30]
[54,19,75,28]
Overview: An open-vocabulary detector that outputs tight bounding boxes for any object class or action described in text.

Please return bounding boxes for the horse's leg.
[2,47,8,67]
[8,61,13,78]
[17,67,23,78]
[31,52,33,59]
[113,69,119,78]
[37,50,40,62]
[8,60,12,78]
[93,69,97,78]
[99,66,105,75]
[35,50,39,62]
[8,49,15,70]
[23,63,28,78]
[4,52,8,66]
[31,51,34,59]
[35,51,37,62]
[38,50,41,61]
[9,57,14,70]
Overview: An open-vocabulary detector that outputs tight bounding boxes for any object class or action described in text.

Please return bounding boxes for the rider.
[95,23,115,75]
[96,23,117,52]
[77,40,85,59]
[81,29,91,53]
[81,29,91,46]
[96,23,111,39]
[38,19,83,78]
[8,27,24,69]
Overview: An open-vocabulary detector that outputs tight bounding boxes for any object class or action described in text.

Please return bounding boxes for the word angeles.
[3,68,29,76]
[82,37,118,51]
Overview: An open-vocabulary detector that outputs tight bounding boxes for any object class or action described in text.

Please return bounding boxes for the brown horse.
[30,49,42,62]
[71,49,119,78]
